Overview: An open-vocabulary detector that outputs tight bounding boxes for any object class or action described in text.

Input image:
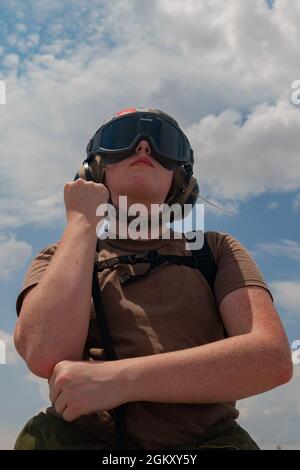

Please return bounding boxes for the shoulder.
[203,231,273,307]
[34,241,60,259]
[204,230,252,264]
[21,241,61,283]
[23,241,60,278]
[16,241,60,316]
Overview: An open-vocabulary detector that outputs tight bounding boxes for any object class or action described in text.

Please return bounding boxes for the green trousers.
[14,412,260,450]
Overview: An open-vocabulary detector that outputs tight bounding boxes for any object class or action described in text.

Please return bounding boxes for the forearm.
[15,217,97,377]
[123,334,292,404]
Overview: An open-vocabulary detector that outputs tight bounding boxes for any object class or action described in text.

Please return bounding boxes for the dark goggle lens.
[100,115,138,150]
[158,119,185,159]
[99,115,186,161]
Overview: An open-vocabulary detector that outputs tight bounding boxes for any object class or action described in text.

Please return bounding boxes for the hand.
[49,359,129,422]
[64,178,110,230]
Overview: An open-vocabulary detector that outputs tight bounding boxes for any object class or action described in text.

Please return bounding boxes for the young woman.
[13,108,292,450]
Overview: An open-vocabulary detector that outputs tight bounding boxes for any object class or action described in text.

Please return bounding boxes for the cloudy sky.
[0,0,299,450]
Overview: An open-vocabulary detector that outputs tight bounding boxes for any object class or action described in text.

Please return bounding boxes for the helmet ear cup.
[74,155,105,183]
[165,168,199,221]
[166,168,198,205]
[74,161,91,181]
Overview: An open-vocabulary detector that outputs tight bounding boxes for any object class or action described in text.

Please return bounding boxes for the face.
[104,139,174,209]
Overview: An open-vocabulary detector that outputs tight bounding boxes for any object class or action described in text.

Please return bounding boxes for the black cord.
[92,264,128,449]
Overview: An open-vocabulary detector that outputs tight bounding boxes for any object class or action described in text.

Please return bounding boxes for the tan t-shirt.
[16,230,273,449]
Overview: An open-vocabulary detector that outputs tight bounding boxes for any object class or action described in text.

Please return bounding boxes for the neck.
[108,211,171,241]
[106,195,172,240]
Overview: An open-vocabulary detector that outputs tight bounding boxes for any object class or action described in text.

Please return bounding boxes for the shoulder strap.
[92,261,127,449]
[190,233,217,290]
[96,233,217,290]
[193,233,227,338]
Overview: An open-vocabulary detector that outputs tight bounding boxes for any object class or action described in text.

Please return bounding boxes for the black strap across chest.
[95,233,217,291]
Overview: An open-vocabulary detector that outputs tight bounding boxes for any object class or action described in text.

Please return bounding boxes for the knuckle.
[98,183,109,195]
[54,360,65,373]
[60,360,70,366]
[54,361,69,379]
[57,373,69,387]
[53,362,61,374]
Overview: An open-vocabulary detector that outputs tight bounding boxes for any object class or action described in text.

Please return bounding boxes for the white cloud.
[0,234,32,279]
[256,239,300,262]
[0,332,48,450]
[0,423,21,450]
[190,101,300,201]
[269,280,300,316]
[26,372,50,404]
[0,194,65,229]
[2,53,20,68]
[0,0,300,228]
[238,367,300,449]
[15,23,27,33]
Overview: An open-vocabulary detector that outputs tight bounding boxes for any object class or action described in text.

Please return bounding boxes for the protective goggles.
[85,112,194,171]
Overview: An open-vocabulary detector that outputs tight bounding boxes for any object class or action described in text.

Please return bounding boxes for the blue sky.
[0,0,300,449]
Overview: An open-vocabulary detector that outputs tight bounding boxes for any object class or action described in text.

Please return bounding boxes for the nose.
[135,139,152,155]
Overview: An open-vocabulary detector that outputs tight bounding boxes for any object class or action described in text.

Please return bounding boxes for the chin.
[124,187,159,202]
[128,176,156,190]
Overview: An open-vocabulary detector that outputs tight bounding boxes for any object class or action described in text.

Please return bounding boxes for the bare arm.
[46,286,293,421]
[122,286,293,404]
[14,179,109,379]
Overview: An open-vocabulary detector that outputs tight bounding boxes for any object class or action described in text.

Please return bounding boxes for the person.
[13,107,293,450]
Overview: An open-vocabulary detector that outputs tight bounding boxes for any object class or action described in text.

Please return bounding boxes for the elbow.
[14,326,54,379]
[269,345,293,388]
[25,357,54,380]
[277,355,293,386]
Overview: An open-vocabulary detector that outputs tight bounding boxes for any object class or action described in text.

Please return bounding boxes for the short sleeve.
[16,242,59,316]
[207,231,274,310]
